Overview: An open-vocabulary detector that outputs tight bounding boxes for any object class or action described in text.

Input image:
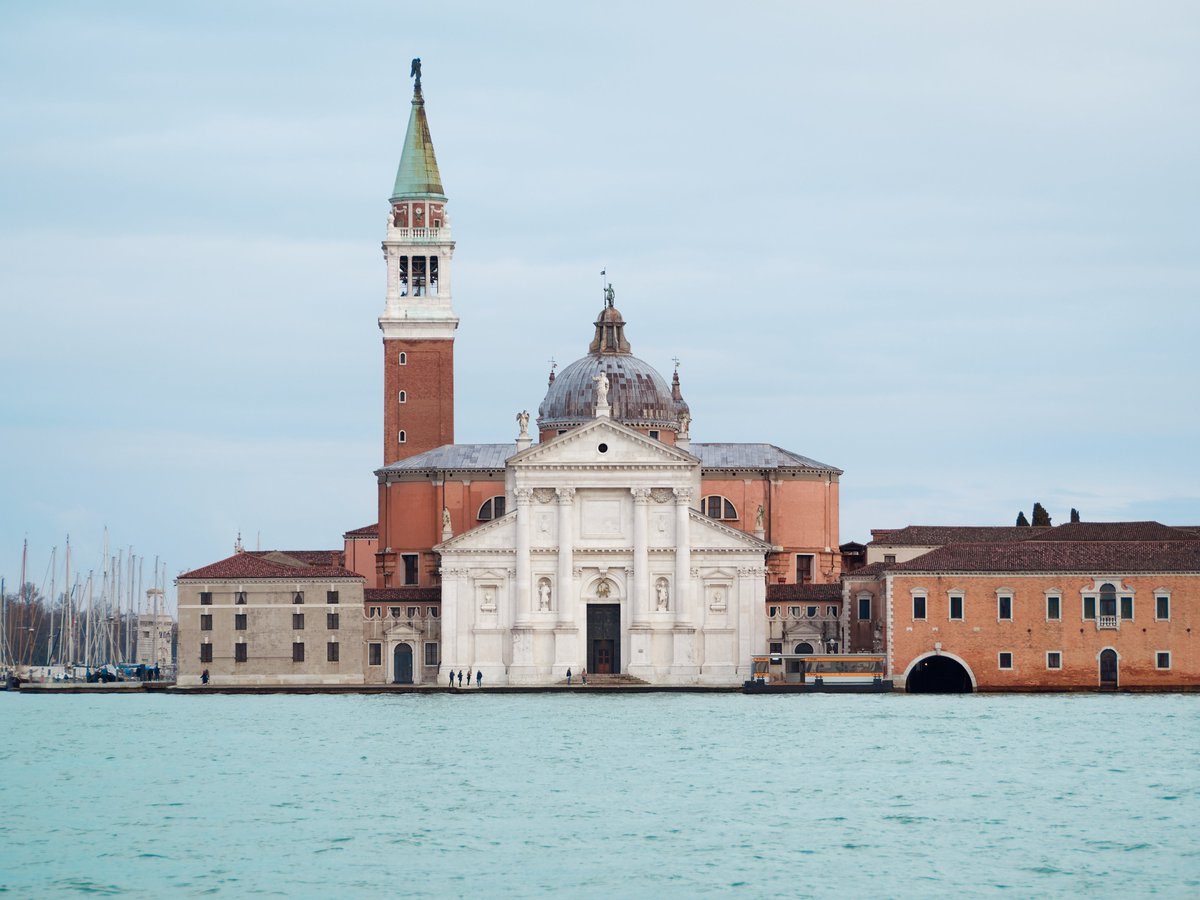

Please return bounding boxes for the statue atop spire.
[410,57,422,92]
[604,283,615,308]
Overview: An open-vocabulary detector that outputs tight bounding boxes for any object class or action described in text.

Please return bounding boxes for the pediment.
[436,512,515,551]
[510,418,698,470]
[688,510,773,551]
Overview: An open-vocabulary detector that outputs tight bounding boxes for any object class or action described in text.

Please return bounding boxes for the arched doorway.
[906,653,974,693]
[393,643,414,684]
[1099,648,1118,689]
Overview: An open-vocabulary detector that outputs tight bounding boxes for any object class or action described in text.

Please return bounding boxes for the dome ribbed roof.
[537,300,689,431]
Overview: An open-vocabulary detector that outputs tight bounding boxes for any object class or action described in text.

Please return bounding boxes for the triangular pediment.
[435,511,516,551]
[510,418,698,470]
[688,510,773,552]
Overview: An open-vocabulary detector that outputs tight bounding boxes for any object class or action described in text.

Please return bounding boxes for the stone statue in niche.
[480,589,496,612]
[655,578,670,611]
[710,588,727,611]
[538,579,552,611]
[516,409,530,438]
[678,410,691,434]
[442,507,452,533]
[755,504,765,531]
[596,579,612,599]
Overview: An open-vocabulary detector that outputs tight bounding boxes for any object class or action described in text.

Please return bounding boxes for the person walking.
[581,668,587,685]
[201,669,210,685]
[457,670,463,686]
[566,668,572,686]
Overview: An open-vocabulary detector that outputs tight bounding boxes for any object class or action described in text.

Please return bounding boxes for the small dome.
[537,300,689,432]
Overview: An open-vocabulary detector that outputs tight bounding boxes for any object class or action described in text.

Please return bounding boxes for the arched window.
[478,496,507,521]
[398,431,406,444]
[1099,582,1117,618]
[701,495,737,520]
[398,390,407,403]
[795,642,815,654]
[398,352,407,365]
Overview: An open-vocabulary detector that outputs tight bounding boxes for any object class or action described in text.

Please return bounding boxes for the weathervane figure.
[410,57,422,90]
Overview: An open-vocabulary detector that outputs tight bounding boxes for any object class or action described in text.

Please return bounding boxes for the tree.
[1016,511,1030,527]
[1032,502,1052,527]
[1070,508,1081,523]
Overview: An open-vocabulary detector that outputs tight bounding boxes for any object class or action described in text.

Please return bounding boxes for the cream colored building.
[176,551,366,686]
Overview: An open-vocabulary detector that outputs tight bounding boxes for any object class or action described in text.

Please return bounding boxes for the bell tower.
[379,59,458,463]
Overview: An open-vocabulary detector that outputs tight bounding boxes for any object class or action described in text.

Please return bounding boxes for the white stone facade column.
[514,487,533,625]
[672,487,698,678]
[632,488,652,627]
[553,487,578,676]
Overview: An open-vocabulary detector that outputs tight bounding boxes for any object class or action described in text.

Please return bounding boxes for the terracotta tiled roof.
[889,541,1200,574]
[365,587,441,602]
[1023,521,1200,542]
[343,524,379,538]
[767,583,842,601]
[870,526,1030,546]
[178,551,359,581]
[842,562,890,578]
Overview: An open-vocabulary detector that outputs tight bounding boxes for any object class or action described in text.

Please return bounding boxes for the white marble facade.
[436,417,770,685]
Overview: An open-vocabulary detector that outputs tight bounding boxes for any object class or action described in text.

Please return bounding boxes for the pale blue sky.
[3,1,1198,605]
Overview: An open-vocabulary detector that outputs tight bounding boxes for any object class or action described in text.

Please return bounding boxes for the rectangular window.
[1046,595,1061,621]
[998,652,1013,670]
[369,607,382,618]
[293,592,304,604]
[200,592,212,606]
[235,592,246,605]
[912,595,927,620]
[327,591,339,604]
[648,430,660,440]
[407,606,419,618]
[368,643,382,666]
[857,597,871,619]
[998,595,1013,620]
[235,643,247,662]
[884,554,896,564]
[1156,651,1171,670]
[796,555,814,585]
[768,606,779,618]
[788,606,801,618]
[1046,651,1061,669]
[769,642,783,655]
[806,606,818,618]
[327,612,340,630]
[402,554,419,586]
[327,642,339,663]
[235,613,247,631]
[424,642,439,666]
[292,642,305,662]
[949,595,964,620]
[200,614,212,632]
[428,606,439,618]
[827,606,839,617]
[1120,596,1133,620]
[200,643,213,663]
[390,607,402,618]
[1083,596,1096,620]
[293,613,305,630]
[1156,595,1170,620]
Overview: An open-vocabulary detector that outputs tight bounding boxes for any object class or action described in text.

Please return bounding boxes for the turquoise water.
[1,693,1198,897]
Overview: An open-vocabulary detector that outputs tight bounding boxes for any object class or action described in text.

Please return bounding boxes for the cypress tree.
[1070,508,1081,523]
[1016,511,1030,527]
[1032,502,1052,527]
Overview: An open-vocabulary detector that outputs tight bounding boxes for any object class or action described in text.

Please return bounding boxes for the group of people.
[565,668,587,685]
[448,669,482,688]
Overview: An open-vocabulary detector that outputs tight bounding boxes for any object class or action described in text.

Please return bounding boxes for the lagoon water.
[2,692,1198,898]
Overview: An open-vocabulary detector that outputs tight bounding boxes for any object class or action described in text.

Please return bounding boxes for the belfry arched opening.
[906,655,973,693]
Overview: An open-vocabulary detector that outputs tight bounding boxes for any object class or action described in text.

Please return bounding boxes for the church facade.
[356,72,842,686]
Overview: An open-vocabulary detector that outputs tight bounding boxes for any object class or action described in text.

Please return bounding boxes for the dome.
[537,300,689,433]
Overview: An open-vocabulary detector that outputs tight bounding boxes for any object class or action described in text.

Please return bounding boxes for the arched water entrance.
[1099,648,1118,689]
[905,653,974,693]
[393,643,414,684]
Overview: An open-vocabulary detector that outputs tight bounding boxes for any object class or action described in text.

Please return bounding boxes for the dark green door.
[393,643,414,684]
[1099,649,1118,688]
[587,604,620,674]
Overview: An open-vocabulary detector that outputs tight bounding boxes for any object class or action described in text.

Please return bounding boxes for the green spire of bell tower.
[391,58,446,202]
